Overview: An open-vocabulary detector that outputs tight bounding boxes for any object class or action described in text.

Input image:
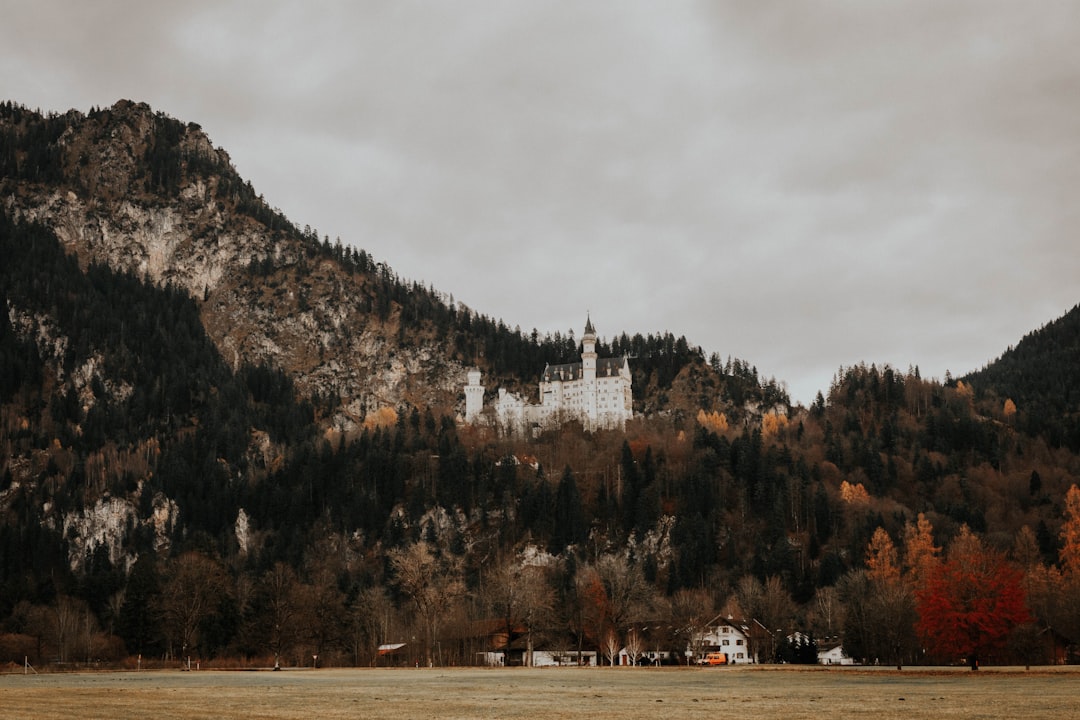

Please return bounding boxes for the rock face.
[3,100,465,429]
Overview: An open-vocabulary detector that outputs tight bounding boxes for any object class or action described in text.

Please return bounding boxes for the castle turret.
[581,316,598,426]
[464,368,485,422]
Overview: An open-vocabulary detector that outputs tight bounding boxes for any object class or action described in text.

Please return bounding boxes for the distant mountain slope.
[963,303,1080,449]
[0,99,780,425]
[0,99,465,426]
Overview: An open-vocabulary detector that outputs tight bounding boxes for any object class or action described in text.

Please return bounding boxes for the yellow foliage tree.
[363,406,399,431]
[840,480,870,506]
[902,513,941,587]
[696,409,729,434]
[1003,398,1017,422]
[866,527,901,583]
[761,412,789,439]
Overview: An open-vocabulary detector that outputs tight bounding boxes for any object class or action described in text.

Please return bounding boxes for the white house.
[695,616,755,664]
[817,642,855,665]
[482,649,596,667]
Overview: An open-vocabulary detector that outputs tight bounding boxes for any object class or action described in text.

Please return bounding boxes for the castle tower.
[581,316,598,426]
[464,367,485,422]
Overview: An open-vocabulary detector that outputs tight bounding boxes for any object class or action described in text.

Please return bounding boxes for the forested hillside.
[963,304,1080,451]
[2,100,1079,670]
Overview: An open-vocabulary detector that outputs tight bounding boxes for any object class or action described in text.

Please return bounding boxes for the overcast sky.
[4,1,1079,404]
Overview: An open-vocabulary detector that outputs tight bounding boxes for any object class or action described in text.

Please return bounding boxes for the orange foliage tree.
[1060,484,1080,577]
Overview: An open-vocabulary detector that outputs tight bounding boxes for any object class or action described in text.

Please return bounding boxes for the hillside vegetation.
[1,100,1079,669]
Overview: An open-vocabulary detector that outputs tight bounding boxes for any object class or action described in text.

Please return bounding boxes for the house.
[818,641,854,665]
[376,643,408,666]
[694,616,757,664]
[481,646,597,667]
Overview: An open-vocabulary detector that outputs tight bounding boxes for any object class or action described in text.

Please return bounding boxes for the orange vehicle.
[699,652,727,666]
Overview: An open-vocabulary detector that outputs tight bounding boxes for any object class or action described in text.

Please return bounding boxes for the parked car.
[698,652,728,666]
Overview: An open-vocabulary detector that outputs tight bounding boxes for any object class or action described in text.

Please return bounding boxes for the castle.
[464,317,633,432]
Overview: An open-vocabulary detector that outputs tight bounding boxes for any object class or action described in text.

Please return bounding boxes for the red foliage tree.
[916,540,1030,669]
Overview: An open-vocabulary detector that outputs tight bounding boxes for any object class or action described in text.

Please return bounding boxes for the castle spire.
[584,313,595,337]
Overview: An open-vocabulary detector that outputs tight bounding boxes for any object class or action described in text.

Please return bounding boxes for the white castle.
[464,317,633,432]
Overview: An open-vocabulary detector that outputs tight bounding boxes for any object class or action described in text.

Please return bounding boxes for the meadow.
[2,665,1079,720]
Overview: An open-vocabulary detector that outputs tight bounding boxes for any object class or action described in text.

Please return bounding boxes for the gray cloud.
[3,0,1078,403]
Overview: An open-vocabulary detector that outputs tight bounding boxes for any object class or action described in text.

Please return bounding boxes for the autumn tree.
[916,527,1030,669]
[1048,485,1080,644]
[1059,484,1080,577]
[865,527,900,584]
[696,409,729,435]
[901,513,941,589]
[1002,398,1017,423]
[837,527,919,668]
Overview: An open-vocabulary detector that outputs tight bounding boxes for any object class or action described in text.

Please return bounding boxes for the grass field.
[2,665,1079,719]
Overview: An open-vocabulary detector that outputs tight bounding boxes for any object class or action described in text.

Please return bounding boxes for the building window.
[736,639,743,646]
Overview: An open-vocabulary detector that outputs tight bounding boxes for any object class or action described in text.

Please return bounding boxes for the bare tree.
[389,541,464,667]
[624,627,644,666]
[483,554,555,666]
[734,575,796,662]
[808,585,844,640]
[594,553,653,632]
[52,595,85,664]
[601,627,621,666]
[571,553,653,661]
[348,585,396,667]
[671,588,714,664]
[258,563,302,668]
[158,551,230,661]
[299,569,347,666]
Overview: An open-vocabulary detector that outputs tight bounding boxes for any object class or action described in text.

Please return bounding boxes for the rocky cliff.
[2,100,466,432]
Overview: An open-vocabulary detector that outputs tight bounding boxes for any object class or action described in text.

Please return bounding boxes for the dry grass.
[2,665,1080,720]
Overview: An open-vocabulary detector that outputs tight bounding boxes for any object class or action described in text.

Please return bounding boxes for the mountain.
[3,100,1079,669]
[1,99,774,428]
[1,99,465,428]
[963,303,1080,450]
